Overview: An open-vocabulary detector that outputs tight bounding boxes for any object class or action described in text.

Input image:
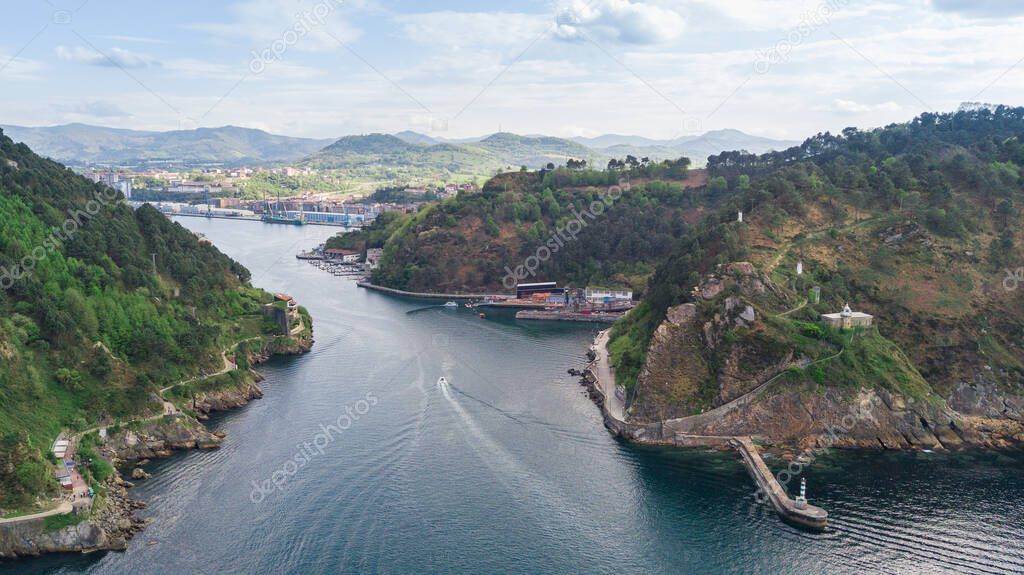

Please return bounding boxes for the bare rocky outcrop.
[189,377,265,418]
[630,263,795,423]
[948,378,1024,422]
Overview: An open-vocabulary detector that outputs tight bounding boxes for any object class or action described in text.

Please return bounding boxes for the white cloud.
[823,99,902,114]
[553,0,686,44]
[0,53,43,80]
[191,0,363,52]
[929,0,1024,18]
[399,11,549,50]
[56,45,159,69]
[98,35,169,45]
[161,58,323,80]
[55,100,129,118]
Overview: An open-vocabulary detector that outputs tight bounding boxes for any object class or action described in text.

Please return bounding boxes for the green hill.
[340,158,698,294]
[606,106,1024,448]
[303,132,607,183]
[0,129,304,511]
[0,123,333,168]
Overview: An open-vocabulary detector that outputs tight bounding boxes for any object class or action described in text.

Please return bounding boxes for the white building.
[584,287,633,303]
[821,303,874,329]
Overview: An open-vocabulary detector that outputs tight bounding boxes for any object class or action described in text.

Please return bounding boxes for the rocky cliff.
[621,262,1024,450]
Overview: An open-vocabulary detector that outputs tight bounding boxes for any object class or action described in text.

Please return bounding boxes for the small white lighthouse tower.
[795,478,808,509]
[737,210,743,223]
[796,260,804,275]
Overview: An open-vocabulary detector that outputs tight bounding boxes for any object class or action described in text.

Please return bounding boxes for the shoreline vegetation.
[0,320,314,560]
[0,127,319,560]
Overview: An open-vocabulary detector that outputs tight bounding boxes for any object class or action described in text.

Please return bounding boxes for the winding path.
[592,330,626,422]
[0,503,73,525]
[1,337,263,527]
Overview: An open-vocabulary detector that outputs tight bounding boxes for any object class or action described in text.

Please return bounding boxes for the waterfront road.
[593,329,626,423]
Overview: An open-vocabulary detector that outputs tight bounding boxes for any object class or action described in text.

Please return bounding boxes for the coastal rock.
[0,474,143,559]
[948,380,1024,422]
[131,468,151,480]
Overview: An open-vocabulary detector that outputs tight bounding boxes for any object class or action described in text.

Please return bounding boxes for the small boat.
[442,301,458,308]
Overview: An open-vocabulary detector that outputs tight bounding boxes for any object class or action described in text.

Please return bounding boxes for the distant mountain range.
[0,123,334,168]
[570,129,799,164]
[388,128,798,168]
[0,123,796,172]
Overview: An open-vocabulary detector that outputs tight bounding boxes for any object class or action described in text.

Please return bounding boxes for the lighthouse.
[737,210,743,223]
[795,478,808,509]
[797,260,804,275]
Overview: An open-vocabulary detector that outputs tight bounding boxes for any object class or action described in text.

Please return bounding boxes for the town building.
[263,293,301,335]
[366,248,384,268]
[515,282,565,299]
[821,303,873,329]
[584,287,633,303]
[325,249,360,263]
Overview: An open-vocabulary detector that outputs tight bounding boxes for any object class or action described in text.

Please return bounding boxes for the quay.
[585,330,828,531]
[515,309,624,323]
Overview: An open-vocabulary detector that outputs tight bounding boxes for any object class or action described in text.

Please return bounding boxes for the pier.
[730,436,828,530]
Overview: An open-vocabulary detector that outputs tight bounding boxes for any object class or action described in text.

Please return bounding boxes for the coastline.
[0,331,314,561]
[580,329,830,529]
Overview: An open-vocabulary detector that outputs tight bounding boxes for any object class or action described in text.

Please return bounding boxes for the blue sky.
[2,0,1023,140]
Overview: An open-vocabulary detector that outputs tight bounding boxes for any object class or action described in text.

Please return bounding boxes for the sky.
[1,0,1023,141]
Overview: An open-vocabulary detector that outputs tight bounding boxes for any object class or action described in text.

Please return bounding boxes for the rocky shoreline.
[578,333,1024,454]
[0,334,312,561]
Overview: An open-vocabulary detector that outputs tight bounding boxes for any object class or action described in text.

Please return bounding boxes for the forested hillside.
[0,129,293,510]
[361,158,702,294]
[606,106,1023,444]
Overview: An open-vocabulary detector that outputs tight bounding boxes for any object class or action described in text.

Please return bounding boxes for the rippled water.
[5,218,1023,574]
